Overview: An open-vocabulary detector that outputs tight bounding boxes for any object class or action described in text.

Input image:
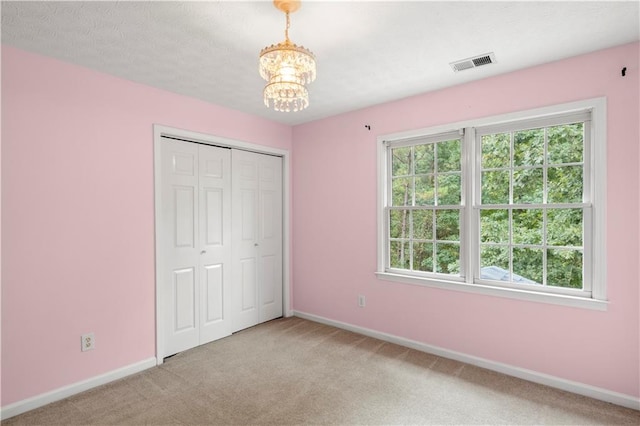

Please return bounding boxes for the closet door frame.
[153,124,291,365]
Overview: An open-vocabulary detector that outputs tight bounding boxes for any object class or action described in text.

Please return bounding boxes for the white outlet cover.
[358,295,366,307]
[81,333,95,352]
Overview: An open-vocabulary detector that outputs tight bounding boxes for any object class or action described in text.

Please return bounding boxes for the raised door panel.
[260,255,276,306]
[204,189,223,246]
[174,267,196,331]
[240,189,256,241]
[203,263,224,323]
[261,190,275,240]
[173,153,195,176]
[174,187,195,248]
[240,258,257,311]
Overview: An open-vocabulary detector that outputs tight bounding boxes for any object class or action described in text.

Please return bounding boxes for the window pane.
[435,243,460,274]
[547,208,583,247]
[482,170,510,204]
[512,247,543,284]
[512,209,543,245]
[548,123,583,164]
[513,168,543,204]
[389,240,410,270]
[547,249,583,289]
[436,210,460,241]
[413,242,434,272]
[392,147,412,176]
[415,144,434,174]
[392,177,413,206]
[389,210,410,239]
[413,210,433,240]
[415,176,435,206]
[437,139,461,172]
[437,173,461,205]
[480,209,508,243]
[482,133,510,169]
[548,166,583,203]
[480,246,510,280]
[514,128,544,167]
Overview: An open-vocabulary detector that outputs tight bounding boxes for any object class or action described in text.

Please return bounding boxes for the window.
[377,99,606,309]
[389,132,463,276]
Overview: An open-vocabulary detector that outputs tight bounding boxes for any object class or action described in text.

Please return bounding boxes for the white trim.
[153,127,164,365]
[376,134,387,273]
[282,150,293,317]
[590,98,607,300]
[153,124,292,363]
[0,358,156,420]
[293,311,639,411]
[375,271,607,310]
[154,124,290,158]
[464,127,476,284]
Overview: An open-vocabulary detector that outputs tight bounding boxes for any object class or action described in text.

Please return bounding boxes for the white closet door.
[198,144,232,344]
[232,150,283,332]
[160,139,232,357]
[161,139,200,356]
[257,153,283,323]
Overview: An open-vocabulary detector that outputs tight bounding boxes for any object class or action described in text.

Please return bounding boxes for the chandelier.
[259,0,316,112]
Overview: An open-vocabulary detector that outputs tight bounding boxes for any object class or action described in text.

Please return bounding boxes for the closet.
[157,137,283,358]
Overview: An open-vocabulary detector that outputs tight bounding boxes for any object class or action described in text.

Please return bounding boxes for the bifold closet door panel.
[160,139,200,356]
[231,150,260,332]
[160,139,232,357]
[197,144,233,345]
[231,150,283,332]
[257,153,283,323]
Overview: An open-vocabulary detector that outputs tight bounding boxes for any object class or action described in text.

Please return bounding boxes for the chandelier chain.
[285,11,290,42]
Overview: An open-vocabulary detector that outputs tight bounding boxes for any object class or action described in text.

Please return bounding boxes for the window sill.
[375,272,608,311]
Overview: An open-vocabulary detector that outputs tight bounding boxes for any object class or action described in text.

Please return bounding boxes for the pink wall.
[292,42,640,397]
[1,46,292,406]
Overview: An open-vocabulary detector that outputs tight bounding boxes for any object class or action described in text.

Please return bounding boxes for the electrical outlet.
[81,333,95,352]
[358,295,366,308]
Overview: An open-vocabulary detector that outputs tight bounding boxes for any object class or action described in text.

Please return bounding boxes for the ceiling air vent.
[450,52,496,72]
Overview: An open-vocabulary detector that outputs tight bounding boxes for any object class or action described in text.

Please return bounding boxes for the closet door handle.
[200,250,207,255]
[254,243,259,247]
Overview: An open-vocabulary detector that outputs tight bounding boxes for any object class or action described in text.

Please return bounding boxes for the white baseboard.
[293,310,640,411]
[1,357,156,420]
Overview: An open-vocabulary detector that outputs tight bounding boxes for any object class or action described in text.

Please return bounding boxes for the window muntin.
[387,134,463,277]
[381,107,599,301]
[476,116,590,296]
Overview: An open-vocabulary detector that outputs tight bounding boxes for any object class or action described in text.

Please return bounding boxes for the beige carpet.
[4,317,639,425]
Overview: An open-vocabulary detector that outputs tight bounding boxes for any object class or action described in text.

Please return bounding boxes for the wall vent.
[450,52,496,72]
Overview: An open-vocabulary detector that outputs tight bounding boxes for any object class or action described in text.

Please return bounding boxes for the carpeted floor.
[4,317,640,425]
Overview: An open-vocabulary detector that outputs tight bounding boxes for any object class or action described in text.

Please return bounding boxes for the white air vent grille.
[450,52,496,72]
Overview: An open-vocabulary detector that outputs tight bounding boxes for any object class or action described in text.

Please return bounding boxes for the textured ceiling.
[2,1,639,126]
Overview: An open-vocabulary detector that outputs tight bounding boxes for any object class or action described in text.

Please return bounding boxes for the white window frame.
[376,98,607,310]
[386,130,466,280]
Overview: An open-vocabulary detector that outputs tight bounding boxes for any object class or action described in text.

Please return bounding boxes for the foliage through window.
[477,120,587,290]
[379,102,605,304]
[389,133,462,275]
